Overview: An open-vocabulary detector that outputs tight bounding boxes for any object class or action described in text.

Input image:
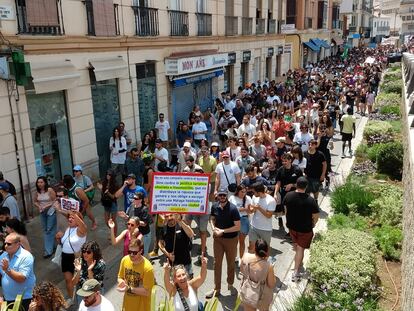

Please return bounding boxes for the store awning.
[311,38,331,49]
[31,60,81,94]
[303,41,320,52]
[89,57,128,81]
[172,68,224,87]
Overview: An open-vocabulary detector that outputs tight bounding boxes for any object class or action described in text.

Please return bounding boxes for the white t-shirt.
[226,146,241,162]
[155,120,170,141]
[266,95,281,105]
[229,195,252,216]
[154,147,169,172]
[79,295,115,311]
[237,123,257,138]
[251,194,276,231]
[292,158,307,172]
[215,161,241,188]
[109,136,127,164]
[192,121,208,140]
[293,132,313,153]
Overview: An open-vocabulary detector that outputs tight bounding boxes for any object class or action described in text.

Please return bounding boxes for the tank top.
[37,191,52,213]
[173,286,199,311]
[123,230,143,256]
[61,227,86,254]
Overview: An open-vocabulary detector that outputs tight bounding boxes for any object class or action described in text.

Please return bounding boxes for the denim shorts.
[240,216,250,235]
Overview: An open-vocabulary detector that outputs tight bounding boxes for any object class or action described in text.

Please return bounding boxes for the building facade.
[372,14,391,42]
[375,0,401,36]
[400,0,414,39]
[0,0,340,217]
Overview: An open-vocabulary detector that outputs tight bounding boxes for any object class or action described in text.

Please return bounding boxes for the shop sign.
[277,46,284,55]
[281,24,296,34]
[242,51,251,62]
[165,53,228,76]
[228,52,237,65]
[267,47,274,57]
[0,6,14,20]
[173,69,224,87]
[284,44,292,54]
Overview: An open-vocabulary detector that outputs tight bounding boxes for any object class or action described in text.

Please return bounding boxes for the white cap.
[211,142,219,147]
[183,142,191,148]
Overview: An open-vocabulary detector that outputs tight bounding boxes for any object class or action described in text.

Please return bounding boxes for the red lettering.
[182,61,193,71]
[196,59,205,68]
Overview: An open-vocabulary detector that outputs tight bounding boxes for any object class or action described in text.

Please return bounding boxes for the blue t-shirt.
[122,186,148,212]
[0,247,36,300]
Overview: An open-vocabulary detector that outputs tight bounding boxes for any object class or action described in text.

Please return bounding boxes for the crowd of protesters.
[0,44,401,311]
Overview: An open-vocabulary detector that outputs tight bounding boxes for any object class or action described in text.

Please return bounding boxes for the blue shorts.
[240,216,250,235]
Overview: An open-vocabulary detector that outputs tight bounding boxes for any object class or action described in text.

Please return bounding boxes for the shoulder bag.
[222,163,237,193]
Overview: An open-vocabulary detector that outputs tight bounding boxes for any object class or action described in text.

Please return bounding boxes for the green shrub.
[375,92,401,108]
[383,72,402,83]
[388,65,401,73]
[355,143,369,161]
[373,225,403,260]
[327,213,369,231]
[389,120,403,134]
[368,183,403,227]
[309,229,377,297]
[363,120,393,139]
[366,143,387,162]
[381,80,402,94]
[379,104,401,116]
[331,182,374,216]
[376,141,403,180]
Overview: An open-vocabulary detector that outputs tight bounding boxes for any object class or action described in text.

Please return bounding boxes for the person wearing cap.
[214,150,241,196]
[115,174,147,213]
[207,187,240,298]
[77,279,114,311]
[275,136,288,162]
[153,138,170,172]
[209,141,220,161]
[0,232,36,310]
[73,165,95,203]
[117,238,155,311]
[0,182,20,220]
[192,115,208,148]
[0,172,16,202]
[178,141,197,172]
[282,177,319,282]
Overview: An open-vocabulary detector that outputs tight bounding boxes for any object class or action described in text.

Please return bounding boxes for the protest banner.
[150,172,210,214]
[60,198,79,212]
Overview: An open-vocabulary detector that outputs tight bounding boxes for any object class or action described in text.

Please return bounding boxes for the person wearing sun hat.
[77,279,114,310]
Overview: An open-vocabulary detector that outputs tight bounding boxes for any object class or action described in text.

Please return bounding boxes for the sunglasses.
[73,170,81,172]
[218,194,227,197]
[127,223,135,227]
[82,250,92,254]
[133,197,142,200]
[4,242,17,246]
[222,156,229,159]
[56,195,64,198]
[128,250,139,255]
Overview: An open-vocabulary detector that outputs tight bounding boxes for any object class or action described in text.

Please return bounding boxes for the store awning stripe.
[311,38,330,49]
[303,41,320,52]
[31,61,81,94]
[89,57,128,81]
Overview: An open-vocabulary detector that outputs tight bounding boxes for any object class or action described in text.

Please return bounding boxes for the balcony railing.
[225,16,238,36]
[268,19,276,33]
[242,17,253,35]
[132,6,159,36]
[15,0,63,35]
[377,26,390,31]
[256,18,265,34]
[196,12,212,36]
[168,10,189,36]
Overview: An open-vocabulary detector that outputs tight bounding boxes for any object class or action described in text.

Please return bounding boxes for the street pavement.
[12,114,367,311]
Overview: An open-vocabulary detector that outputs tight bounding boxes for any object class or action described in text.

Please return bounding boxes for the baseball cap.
[217,187,228,195]
[76,279,101,297]
[221,151,230,158]
[183,142,191,148]
[0,182,9,191]
[73,165,82,171]
[211,142,219,147]
[127,173,136,179]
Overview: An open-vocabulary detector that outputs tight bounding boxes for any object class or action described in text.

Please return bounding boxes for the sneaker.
[205,289,220,299]
[349,150,353,157]
[148,251,158,258]
[341,153,345,158]
[228,284,237,296]
[291,272,301,282]
[65,298,73,307]
[278,217,284,229]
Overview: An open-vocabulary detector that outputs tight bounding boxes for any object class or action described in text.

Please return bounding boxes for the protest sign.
[150,172,210,214]
[60,198,79,212]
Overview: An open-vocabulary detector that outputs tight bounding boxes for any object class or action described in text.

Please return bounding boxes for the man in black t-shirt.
[206,188,240,298]
[304,140,326,201]
[283,177,319,282]
[158,213,194,276]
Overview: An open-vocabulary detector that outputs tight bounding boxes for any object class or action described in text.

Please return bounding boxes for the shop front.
[224,52,236,93]
[265,47,274,80]
[165,52,228,139]
[303,41,320,66]
[240,51,251,87]
[27,60,80,185]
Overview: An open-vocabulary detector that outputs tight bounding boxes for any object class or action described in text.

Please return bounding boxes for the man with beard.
[77,279,114,310]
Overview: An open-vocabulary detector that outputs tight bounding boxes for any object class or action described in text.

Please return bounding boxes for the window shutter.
[92,0,116,36]
[26,0,59,26]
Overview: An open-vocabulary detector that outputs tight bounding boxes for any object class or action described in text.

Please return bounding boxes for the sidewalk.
[18,115,367,311]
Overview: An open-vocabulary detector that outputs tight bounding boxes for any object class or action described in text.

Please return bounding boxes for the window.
[86,0,118,36]
[286,0,296,25]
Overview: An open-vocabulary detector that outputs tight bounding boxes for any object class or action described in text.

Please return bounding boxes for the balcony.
[15,0,63,35]
[168,10,189,36]
[85,0,120,36]
[132,6,159,36]
[196,13,212,36]
[256,18,265,34]
[225,16,238,36]
[242,17,253,35]
[268,19,276,33]
[377,26,390,31]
